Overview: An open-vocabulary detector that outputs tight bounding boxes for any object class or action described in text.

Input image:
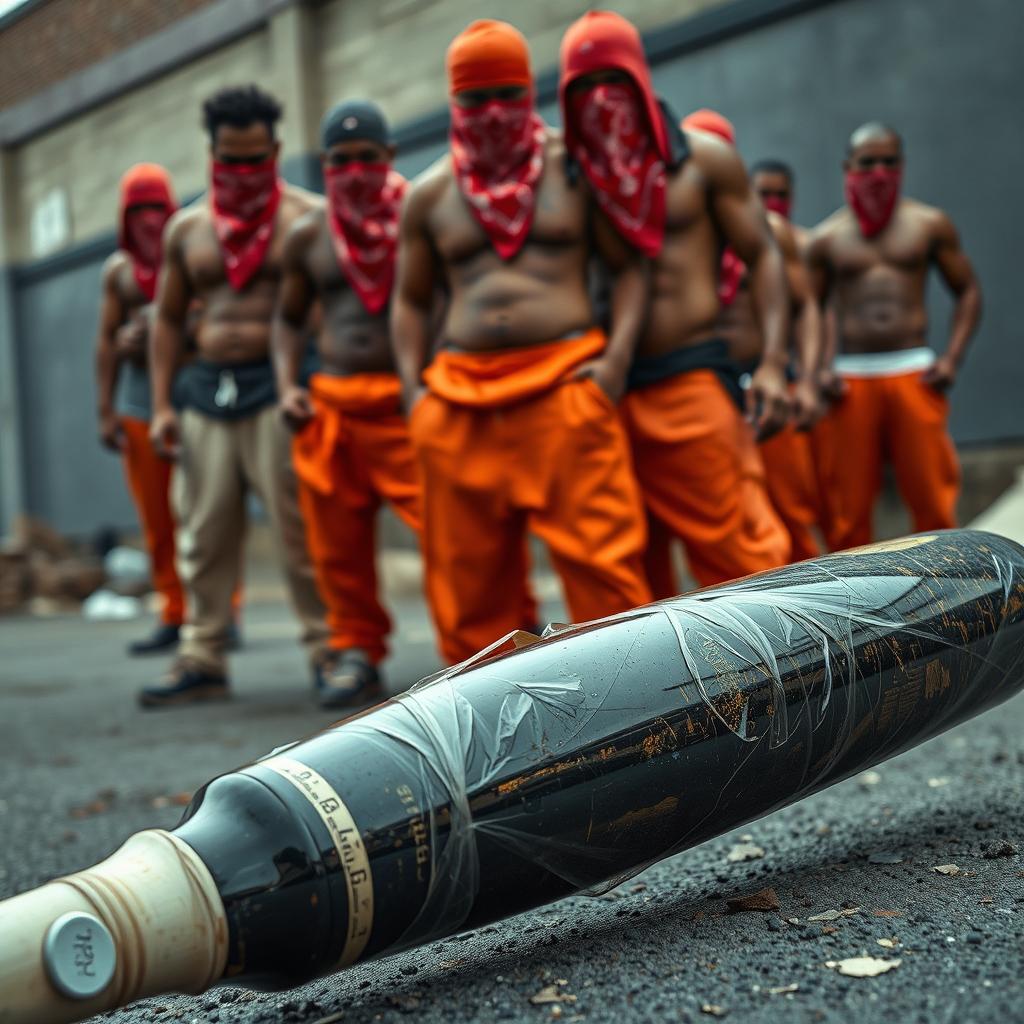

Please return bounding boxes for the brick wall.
[6,0,734,256]
[10,29,274,257]
[0,0,218,110]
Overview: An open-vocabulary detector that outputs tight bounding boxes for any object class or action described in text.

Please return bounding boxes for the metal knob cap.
[42,912,116,1000]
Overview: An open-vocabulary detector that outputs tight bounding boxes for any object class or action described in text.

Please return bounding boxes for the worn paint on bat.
[173,530,1024,983]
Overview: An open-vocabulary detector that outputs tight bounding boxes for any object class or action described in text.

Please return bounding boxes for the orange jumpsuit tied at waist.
[411,328,652,665]
[620,368,790,591]
[292,372,423,664]
[812,358,959,551]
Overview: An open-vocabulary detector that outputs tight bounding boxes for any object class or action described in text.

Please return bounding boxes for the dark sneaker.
[226,622,243,652]
[315,649,384,710]
[127,623,181,657]
[138,660,230,709]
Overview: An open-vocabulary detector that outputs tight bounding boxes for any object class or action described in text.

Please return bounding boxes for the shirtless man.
[712,140,824,563]
[144,85,328,706]
[392,19,652,665]
[751,159,809,252]
[807,122,982,550]
[751,156,842,545]
[96,164,186,655]
[273,98,421,708]
[558,13,791,598]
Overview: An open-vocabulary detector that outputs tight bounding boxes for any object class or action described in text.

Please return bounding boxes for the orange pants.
[412,330,652,665]
[121,416,185,625]
[759,424,823,563]
[643,464,817,596]
[643,513,679,601]
[620,369,790,590]
[808,420,835,546]
[813,371,959,551]
[293,373,423,664]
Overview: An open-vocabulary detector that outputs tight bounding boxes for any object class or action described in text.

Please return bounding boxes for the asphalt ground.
[1,561,1022,1024]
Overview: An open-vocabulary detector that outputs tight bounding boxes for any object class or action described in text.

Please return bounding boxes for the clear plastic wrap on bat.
[2,530,1024,1023]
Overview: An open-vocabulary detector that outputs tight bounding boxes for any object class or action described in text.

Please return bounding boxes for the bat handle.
[0,830,227,1024]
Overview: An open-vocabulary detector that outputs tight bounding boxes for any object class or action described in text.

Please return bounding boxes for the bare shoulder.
[280,184,324,227]
[283,182,323,207]
[768,211,797,257]
[685,130,745,187]
[404,156,451,222]
[807,207,849,254]
[168,204,207,234]
[902,196,958,239]
[294,203,327,234]
[102,250,129,282]
[163,205,207,250]
[284,205,326,254]
[900,195,939,218]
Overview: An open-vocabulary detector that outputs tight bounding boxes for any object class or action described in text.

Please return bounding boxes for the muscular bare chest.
[181,213,288,292]
[430,156,588,268]
[301,223,386,336]
[830,218,933,280]
[657,161,721,277]
[306,225,348,295]
[664,161,712,236]
[654,162,720,289]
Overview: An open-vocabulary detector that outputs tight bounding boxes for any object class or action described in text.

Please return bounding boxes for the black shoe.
[127,623,181,657]
[138,661,230,709]
[315,649,384,710]
[226,622,243,652]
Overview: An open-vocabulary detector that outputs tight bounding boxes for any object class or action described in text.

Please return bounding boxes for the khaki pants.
[172,405,328,676]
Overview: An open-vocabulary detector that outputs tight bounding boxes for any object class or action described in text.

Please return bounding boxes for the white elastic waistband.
[833,347,936,378]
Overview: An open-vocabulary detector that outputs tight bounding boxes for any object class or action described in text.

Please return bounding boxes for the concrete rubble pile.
[0,517,109,615]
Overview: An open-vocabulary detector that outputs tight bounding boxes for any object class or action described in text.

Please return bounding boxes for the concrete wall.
[318,0,730,128]
[9,30,274,259]
[389,0,1024,452]
[2,0,1023,538]
[5,0,734,260]
[13,251,127,530]
[640,0,1022,447]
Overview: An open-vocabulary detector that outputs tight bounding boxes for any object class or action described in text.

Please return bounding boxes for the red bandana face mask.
[449,96,546,260]
[761,195,792,220]
[567,81,666,258]
[324,162,407,315]
[124,207,172,301]
[845,167,902,237]
[210,159,282,290]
